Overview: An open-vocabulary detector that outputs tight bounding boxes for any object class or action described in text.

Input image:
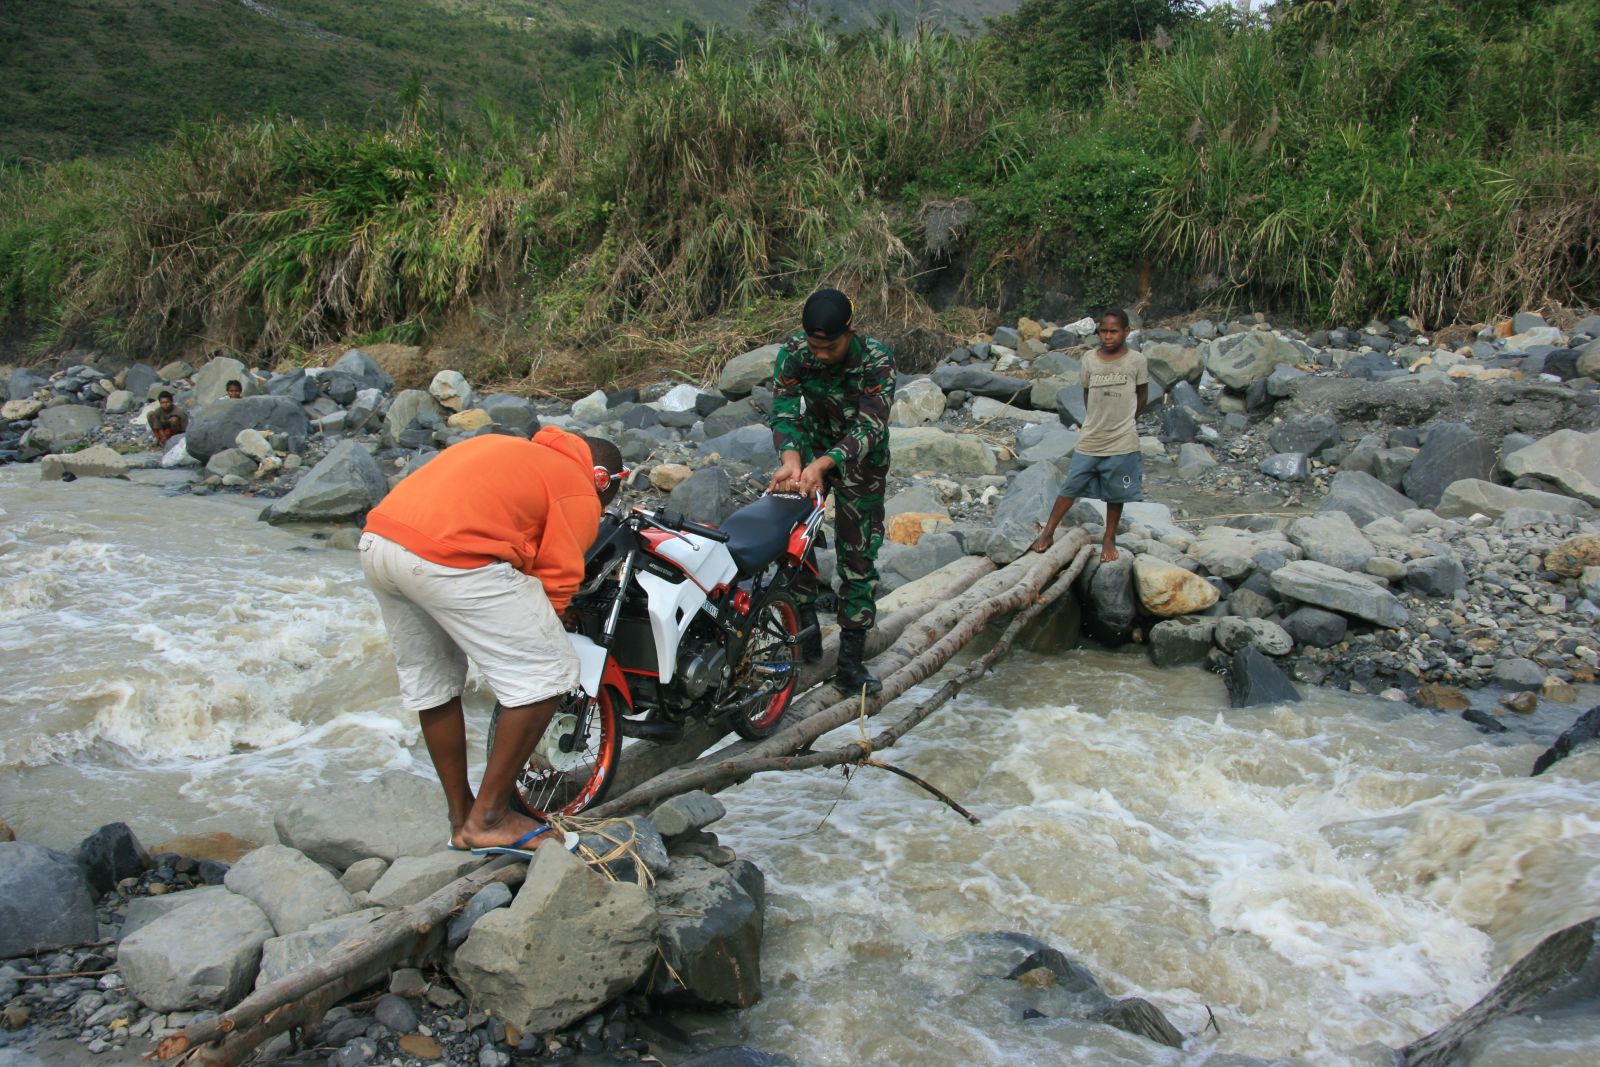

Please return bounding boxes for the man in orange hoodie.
[360,427,626,857]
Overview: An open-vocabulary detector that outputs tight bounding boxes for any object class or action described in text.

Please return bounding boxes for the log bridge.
[154,530,1094,1065]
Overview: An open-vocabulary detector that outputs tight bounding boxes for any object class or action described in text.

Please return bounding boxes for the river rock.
[263,440,388,525]
[1227,646,1302,707]
[224,844,358,935]
[1491,657,1545,692]
[205,448,256,480]
[192,357,258,405]
[1090,997,1185,1049]
[930,365,1030,404]
[1544,534,1600,577]
[1204,332,1301,390]
[119,890,274,1011]
[428,370,475,412]
[102,389,135,414]
[1147,618,1215,668]
[451,845,659,1033]
[650,791,728,840]
[1501,428,1600,506]
[0,842,98,956]
[1084,555,1137,643]
[698,424,777,466]
[75,822,147,895]
[888,378,944,427]
[255,908,384,988]
[1214,616,1293,656]
[670,466,735,525]
[1401,917,1598,1066]
[339,858,388,894]
[32,403,101,448]
[1141,342,1202,387]
[367,851,487,909]
[1132,556,1219,617]
[1531,705,1600,775]
[1258,453,1309,481]
[40,444,130,481]
[274,770,443,869]
[1400,422,1498,508]
[1188,531,1258,581]
[889,427,996,475]
[1269,414,1340,456]
[1287,512,1376,569]
[1281,606,1347,648]
[447,882,514,949]
[1318,470,1415,527]
[718,344,781,397]
[330,349,394,393]
[647,857,763,1009]
[1018,423,1078,465]
[984,460,1063,562]
[702,397,761,438]
[380,389,446,448]
[1405,555,1466,597]
[478,393,539,435]
[1436,479,1593,519]
[1270,559,1408,627]
[8,367,48,400]
[186,397,310,462]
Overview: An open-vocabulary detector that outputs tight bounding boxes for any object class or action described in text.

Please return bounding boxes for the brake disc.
[534,711,586,773]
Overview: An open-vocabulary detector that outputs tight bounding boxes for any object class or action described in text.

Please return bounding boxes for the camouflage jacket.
[769,331,895,471]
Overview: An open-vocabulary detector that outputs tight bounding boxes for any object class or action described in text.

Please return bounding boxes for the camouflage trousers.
[793,456,887,631]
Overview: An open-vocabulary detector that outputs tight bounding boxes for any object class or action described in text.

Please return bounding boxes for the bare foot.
[457,809,553,852]
[1100,543,1120,563]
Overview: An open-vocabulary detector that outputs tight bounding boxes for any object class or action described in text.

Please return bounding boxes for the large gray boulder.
[451,845,659,1033]
[889,378,946,427]
[0,842,98,956]
[274,770,443,869]
[1402,423,1498,508]
[1437,479,1593,519]
[331,349,395,394]
[119,886,234,941]
[264,441,388,525]
[224,845,358,935]
[985,460,1064,562]
[1147,618,1215,668]
[478,393,539,435]
[1203,332,1301,391]
[889,427,995,475]
[698,424,778,466]
[718,344,782,397]
[1318,470,1415,527]
[1141,342,1202,387]
[119,890,275,1011]
[366,851,486,909]
[930,364,1031,401]
[670,466,736,524]
[1227,646,1302,708]
[1082,555,1137,644]
[40,445,129,481]
[186,397,310,462]
[428,369,475,412]
[32,404,102,448]
[255,908,384,988]
[1268,414,1340,456]
[192,357,260,405]
[380,389,446,448]
[646,858,763,1009]
[1501,428,1600,506]
[1286,511,1376,570]
[8,367,49,401]
[1270,559,1408,628]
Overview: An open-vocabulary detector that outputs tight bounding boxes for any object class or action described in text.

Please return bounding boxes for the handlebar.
[650,507,730,543]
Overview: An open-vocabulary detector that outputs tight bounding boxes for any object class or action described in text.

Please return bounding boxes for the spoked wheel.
[487,688,620,818]
[727,589,800,741]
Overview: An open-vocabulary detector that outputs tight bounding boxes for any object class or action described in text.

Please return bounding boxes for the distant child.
[1031,309,1149,562]
[225,380,243,399]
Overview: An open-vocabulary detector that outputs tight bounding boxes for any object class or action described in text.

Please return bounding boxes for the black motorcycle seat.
[718,494,815,574]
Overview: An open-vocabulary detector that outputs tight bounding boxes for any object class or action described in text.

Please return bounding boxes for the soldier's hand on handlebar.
[768,452,803,494]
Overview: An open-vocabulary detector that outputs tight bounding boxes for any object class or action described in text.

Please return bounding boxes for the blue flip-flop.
[469,825,580,860]
[446,839,468,852]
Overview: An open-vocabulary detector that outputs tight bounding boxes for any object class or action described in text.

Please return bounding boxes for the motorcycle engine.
[676,632,728,700]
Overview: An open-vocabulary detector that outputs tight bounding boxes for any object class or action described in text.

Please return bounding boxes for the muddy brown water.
[3,469,1597,1065]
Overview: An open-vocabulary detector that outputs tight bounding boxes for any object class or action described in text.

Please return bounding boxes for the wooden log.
[586,530,1091,818]
[155,859,522,1065]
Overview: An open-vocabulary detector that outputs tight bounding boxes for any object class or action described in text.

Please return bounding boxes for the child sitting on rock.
[1031,308,1149,562]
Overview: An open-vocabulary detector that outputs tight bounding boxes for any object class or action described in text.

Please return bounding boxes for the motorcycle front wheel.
[728,589,800,741]
[487,687,621,818]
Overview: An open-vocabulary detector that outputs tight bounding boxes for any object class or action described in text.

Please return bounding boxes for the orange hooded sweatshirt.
[363,427,601,613]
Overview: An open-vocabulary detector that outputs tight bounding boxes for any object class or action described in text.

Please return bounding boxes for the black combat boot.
[795,603,823,664]
[836,627,882,697]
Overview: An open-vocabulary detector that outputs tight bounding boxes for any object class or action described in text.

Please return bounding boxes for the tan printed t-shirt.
[1076,348,1148,457]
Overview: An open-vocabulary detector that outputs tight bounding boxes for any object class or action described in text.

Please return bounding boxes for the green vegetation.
[3,0,1598,389]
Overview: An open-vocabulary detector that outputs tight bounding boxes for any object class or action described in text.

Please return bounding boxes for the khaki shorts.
[359,533,580,713]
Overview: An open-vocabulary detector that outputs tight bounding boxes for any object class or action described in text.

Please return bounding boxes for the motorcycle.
[486,491,826,817]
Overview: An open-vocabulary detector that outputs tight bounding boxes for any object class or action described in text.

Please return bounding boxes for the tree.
[988,0,1200,106]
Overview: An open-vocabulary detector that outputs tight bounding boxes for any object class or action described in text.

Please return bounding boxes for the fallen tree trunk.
[156,859,522,1065]
[587,529,1091,818]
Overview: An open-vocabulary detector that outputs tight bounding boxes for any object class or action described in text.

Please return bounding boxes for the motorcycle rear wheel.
[729,589,800,741]
[487,687,621,818]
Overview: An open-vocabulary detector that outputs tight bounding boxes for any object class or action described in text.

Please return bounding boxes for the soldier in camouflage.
[766,288,895,696]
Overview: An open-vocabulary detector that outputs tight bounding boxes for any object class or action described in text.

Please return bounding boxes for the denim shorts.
[1059,451,1143,504]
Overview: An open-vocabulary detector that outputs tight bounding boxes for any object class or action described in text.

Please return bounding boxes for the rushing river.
[3,468,1597,1065]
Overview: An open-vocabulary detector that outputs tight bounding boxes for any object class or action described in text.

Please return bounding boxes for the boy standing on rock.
[1032,309,1149,562]
[360,428,626,858]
